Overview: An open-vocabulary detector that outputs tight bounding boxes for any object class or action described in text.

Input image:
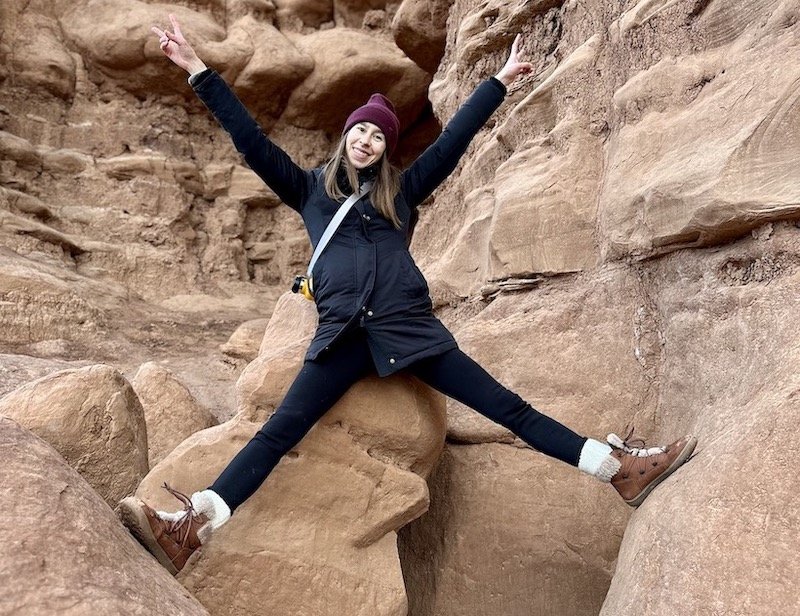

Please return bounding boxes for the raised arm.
[401,34,533,208]
[152,15,312,212]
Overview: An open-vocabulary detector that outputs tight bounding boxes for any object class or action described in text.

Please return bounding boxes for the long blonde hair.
[324,137,402,229]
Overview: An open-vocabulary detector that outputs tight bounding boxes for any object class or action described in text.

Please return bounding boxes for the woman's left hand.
[494,34,534,88]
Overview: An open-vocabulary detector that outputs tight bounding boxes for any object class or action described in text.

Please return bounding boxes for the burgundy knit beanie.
[343,93,400,155]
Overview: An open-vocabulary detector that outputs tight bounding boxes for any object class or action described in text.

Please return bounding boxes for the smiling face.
[345,122,387,169]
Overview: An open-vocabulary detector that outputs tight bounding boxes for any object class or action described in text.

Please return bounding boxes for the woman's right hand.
[151,14,207,75]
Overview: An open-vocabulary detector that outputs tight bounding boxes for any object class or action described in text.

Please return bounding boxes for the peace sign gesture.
[151,14,207,75]
[494,34,534,88]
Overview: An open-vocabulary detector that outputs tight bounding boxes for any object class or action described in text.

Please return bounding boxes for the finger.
[512,63,533,76]
[152,26,165,38]
[165,31,183,47]
[511,33,521,55]
[169,13,183,38]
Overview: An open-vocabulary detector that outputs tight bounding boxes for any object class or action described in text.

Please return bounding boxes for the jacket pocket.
[401,252,429,298]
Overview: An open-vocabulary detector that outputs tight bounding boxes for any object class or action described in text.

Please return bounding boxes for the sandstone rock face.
[137,292,447,616]
[399,0,800,613]
[283,28,431,133]
[131,362,219,467]
[401,267,644,614]
[0,416,209,616]
[392,0,454,74]
[0,364,148,506]
[599,3,800,259]
[4,0,800,613]
[2,9,76,100]
[219,317,270,360]
[598,224,800,616]
[401,444,629,616]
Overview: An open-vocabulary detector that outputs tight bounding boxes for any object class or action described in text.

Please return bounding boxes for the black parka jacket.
[191,69,506,376]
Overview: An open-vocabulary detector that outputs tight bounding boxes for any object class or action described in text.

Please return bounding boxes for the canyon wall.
[1,0,798,614]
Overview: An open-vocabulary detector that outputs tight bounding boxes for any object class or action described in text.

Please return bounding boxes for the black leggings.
[211,329,587,511]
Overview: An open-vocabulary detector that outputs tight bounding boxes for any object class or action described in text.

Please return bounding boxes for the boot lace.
[161,483,200,554]
[607,426,666,457]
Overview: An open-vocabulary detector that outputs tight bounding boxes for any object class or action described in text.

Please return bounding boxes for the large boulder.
[2,6,76,100]
[392,0,454,74]
[400,267,643,614]
[402,444,628,616]
[0,416,209,616]
[219,318,270,361]
[131,362,218,467]
[60,0,225,96]
[135,292,447,616]
[236,292,319,415]
[0,364,148,506]
[228,16,315,118]
[282,28,430,133]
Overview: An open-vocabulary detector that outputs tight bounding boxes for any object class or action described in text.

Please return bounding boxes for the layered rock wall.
[1,0,799,614]
[400,0,800,614]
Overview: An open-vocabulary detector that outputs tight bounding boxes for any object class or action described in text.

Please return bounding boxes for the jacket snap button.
[389,358,396,364]
[367,310,373,317]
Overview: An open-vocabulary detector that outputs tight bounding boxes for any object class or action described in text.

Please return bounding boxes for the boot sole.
[625,436,698,508]
[119,497,180,576]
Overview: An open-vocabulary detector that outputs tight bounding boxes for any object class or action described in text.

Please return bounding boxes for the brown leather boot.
[119,484,210,575]
[608,430,697,507]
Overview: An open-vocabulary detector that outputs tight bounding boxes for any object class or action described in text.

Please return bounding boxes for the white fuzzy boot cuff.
[578,439,621,482]
[191,489,232,530]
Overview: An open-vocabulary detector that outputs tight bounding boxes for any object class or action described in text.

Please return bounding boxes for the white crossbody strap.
[307,181,372,277]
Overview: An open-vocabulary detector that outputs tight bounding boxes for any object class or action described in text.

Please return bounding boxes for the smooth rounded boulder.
[0,364,149,506]
[0,416,208,616]
[135,291,447,616]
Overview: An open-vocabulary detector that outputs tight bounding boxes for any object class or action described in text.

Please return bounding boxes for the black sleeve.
[400,77,506,208]
[190,69,313,213]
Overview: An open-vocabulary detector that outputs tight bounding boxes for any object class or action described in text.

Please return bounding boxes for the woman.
[120,15,697,575]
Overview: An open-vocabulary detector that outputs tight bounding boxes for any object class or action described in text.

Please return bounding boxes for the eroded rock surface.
[0,416,209,616]
[0,364,148,506]
[599,224,800,616]
[137,293,447,616]
[3,0,800,614]
[219,317,270,360]
[132,362,218,467]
